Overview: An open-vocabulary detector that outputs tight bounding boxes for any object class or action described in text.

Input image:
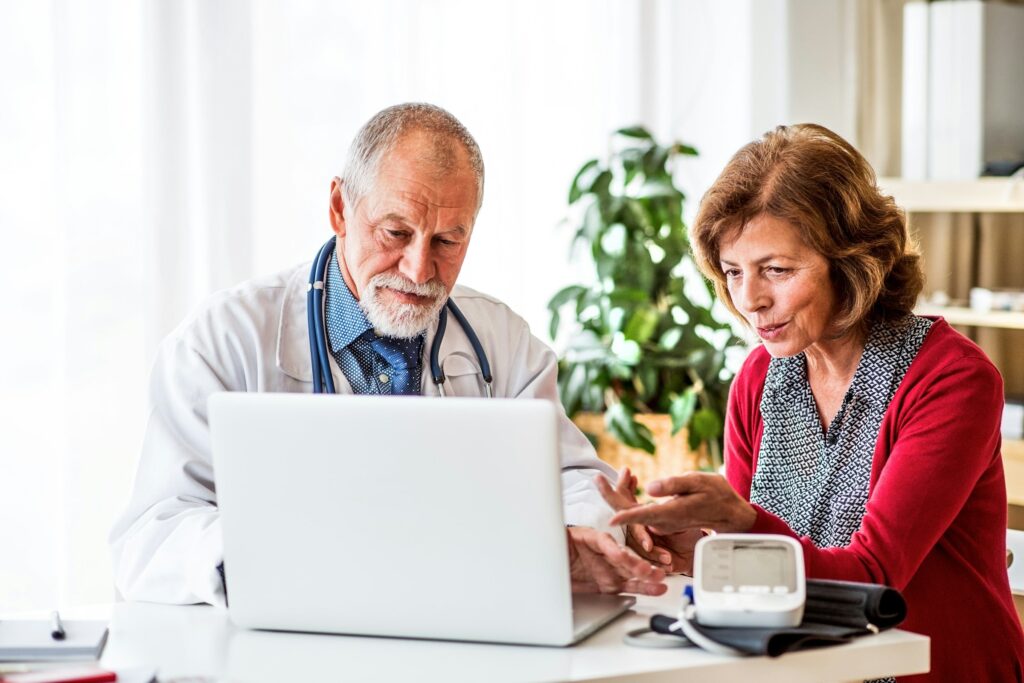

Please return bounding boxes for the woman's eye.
[766,266,789,275]
[724,269,741,279]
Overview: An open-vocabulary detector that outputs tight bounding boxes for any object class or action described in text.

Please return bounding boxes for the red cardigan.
[725,318,1024,681]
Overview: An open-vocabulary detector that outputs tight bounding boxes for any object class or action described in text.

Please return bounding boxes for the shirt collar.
[763,315,919,408]
[324,250,374,352]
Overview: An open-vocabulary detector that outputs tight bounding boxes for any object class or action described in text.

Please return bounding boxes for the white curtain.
[1,1,148,611]
[6,0,747,611]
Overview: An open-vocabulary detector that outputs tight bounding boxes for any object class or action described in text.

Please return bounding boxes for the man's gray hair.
[341,103,485,211]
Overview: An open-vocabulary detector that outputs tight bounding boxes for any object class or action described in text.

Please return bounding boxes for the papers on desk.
[0,621,108,662]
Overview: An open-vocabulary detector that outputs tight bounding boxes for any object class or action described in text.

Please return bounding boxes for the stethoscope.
[307,238,493,397]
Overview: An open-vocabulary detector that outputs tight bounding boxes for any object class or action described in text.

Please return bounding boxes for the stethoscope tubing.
[307,239,337,394]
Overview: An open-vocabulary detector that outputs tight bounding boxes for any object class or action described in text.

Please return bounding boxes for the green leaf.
[547,284,586,340]
[561,363,589,416]
[615,126,653,140]
[590,169,613,197]
[569,159,600,203]
[623,307,659,344]
[672,142,699,156]
[605,403,656,454]
[642,145,670,177]
[608,287,650,305]
[687,407,724,450]
[669,388,698,435]
[635,363,659,403]
[581,201,603,243]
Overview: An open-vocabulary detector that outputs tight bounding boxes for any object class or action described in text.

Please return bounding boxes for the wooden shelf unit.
[915,305,1024,331]
[883,178,1024,517]
[1004,439,1024,508]
[878,177,1024,213]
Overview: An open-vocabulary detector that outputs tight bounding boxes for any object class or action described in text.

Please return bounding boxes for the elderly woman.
[602,124,1024,681]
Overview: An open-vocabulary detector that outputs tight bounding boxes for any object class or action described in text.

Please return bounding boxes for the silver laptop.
[208,393,634,646]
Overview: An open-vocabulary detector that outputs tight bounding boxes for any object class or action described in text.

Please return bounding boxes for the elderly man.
[110,103,666,606]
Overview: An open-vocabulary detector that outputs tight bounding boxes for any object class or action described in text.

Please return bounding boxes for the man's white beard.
[359,272,448,338]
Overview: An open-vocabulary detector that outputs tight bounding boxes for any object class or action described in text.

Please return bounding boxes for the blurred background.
[3,0,1023,611]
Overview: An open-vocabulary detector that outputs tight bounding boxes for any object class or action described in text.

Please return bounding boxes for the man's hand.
[567,526,667,596]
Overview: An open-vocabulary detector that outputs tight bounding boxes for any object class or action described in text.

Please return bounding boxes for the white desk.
[73,578,928,682]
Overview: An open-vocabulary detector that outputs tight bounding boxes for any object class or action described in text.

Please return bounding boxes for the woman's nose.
[735,276,769,314]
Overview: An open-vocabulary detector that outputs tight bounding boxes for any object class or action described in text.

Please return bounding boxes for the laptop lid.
[209,393,627,646]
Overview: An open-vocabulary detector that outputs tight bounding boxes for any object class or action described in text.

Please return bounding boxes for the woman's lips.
[756,322,788,340]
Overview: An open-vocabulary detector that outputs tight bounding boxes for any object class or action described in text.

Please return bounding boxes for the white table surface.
[29,577,929,682]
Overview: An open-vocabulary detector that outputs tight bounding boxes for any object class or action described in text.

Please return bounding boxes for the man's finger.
[630,523,654,553]
[622,579,669,596]
[589,531,664,580]
[583,550,626,593]
[614,467,632,495]
[571,579,601,593]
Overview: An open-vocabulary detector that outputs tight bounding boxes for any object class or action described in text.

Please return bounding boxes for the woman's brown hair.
[690,123,923,336]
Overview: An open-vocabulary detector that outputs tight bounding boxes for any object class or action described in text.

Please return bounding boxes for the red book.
[0,668,116,683]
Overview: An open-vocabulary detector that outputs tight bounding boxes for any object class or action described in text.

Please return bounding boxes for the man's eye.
[385,230,406,239]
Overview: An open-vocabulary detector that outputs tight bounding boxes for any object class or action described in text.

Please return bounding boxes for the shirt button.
[378,374,390,384]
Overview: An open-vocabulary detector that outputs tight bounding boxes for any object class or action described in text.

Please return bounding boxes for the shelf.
[1005,439,1024,508]
[878,177,1024,213]
[916,305,1024,330]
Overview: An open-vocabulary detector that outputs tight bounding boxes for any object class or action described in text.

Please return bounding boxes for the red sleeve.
[744,354,1003,589]
[723,347,768,500]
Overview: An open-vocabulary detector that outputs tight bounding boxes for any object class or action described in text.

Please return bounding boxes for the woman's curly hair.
[690,123,923,336]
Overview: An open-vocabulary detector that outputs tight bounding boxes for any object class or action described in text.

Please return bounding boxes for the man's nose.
[399,239,436,285]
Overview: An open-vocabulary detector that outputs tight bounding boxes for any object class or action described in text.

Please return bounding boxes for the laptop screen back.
[209,393,576,645]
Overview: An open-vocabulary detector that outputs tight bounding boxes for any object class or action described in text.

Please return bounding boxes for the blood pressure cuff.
[650,579,908,657]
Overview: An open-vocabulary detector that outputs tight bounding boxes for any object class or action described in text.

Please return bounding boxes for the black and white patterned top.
[750,315,934,549]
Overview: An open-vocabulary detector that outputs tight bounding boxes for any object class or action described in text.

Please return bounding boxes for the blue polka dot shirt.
[323,251,425,395]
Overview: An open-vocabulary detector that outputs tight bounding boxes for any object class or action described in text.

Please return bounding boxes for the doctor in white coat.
[110,103,668,607]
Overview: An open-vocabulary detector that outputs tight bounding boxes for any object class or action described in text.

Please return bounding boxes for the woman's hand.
[607,472,758,535]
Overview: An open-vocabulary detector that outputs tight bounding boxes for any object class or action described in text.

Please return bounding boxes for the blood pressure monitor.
[693,534,805,628]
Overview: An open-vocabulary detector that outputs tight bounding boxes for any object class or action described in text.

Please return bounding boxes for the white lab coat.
[110,263,619,606]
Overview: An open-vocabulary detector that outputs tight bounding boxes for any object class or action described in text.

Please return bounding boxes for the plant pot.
[573,412,710,500]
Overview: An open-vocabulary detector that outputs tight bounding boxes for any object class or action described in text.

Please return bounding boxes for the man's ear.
[329,177,346,238]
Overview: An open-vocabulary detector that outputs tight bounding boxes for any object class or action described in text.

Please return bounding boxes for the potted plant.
[548,126,745,474]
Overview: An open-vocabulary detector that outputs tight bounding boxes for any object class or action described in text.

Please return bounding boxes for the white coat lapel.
[275,264,353,394]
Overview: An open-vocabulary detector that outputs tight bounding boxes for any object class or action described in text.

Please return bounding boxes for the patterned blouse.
[750,315,934,549]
